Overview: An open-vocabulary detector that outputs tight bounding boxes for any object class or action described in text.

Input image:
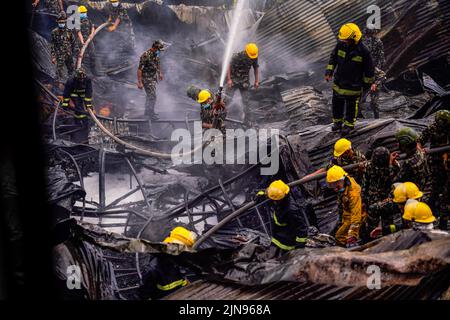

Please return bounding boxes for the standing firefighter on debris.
[227,43,260,126]
[326,165,363,247]
[75,6,97,75]
[51,13,75,88]
[362,27,385,119]
[139,227,195,300]
[138,40,165,120]
[254,180,309,256]
[61,68,93,143]
[417,110,450,230]
[325,23,375,135]
[105,0,135,50]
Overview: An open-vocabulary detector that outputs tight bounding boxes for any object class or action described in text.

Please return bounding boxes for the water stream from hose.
[219,0,246,87]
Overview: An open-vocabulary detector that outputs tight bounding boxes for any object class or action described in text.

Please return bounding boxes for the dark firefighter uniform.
[268,193,308,252]
[62,70,93,143]
[138,255,188,300]
[325,41,374,129]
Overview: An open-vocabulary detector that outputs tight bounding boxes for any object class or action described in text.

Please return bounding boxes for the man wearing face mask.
[106,0,135,50]
[325,23,375,135]
[196,89,226,134]
[326,165,363,247]
[393,127,430,191]
[137,40,165,120]
[61,68,93,143]
[51,13,75,88]
[75,6,97,75]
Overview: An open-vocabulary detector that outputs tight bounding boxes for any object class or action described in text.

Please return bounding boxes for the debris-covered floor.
[26,0,450,300]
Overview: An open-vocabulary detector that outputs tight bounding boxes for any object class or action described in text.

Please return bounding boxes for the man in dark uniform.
[325,23,375,135]
[137,40,165,120]
[226,43,260,126]
[417,110,450,230]
[61,68,93,143]
[51,13,75,87]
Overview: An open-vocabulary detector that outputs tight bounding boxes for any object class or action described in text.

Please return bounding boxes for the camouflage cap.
[152,39,166,51]
[74,67,87,79]
[56,13,67,22]
[371,146,390,167]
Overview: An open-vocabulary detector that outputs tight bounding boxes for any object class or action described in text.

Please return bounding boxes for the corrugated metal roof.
[256,0,450,76]
[164,267,450,300]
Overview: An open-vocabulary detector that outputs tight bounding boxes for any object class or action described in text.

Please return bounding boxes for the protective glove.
[346,236,358,248]
[108,25,117,32]
[253,190,266,203]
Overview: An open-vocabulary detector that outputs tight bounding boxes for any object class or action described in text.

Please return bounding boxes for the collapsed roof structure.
[29,0,450,300]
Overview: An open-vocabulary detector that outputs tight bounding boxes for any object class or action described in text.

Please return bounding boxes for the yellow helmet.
[392,183,407,203]
[245,43,258,59]
[165,226,196,247]
[338,23,362,43]
[267,180,290,201]
[326,165,347,183]
[110,0,119,2]
[79,5,88,13]
[403,200,435,223]
[197,89,212,103]
[334,138,352,157]
[404,182,423,200]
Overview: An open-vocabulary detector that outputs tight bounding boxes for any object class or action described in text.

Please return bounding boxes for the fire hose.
[192,144,450,250]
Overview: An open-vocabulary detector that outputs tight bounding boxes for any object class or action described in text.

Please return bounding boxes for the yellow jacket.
[339,176,362,238]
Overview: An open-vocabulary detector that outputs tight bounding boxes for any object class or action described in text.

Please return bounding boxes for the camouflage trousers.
[429,157,449,229]
[142,78,157,117]
[55,54,74,83]
[228,83,250,123]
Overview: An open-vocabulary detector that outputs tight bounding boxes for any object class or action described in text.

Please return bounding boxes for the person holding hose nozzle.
[61,68,93,144]
[137,40,166,120]
[105,0,135,50]
[254,180,309,257]
[325,23,375,135]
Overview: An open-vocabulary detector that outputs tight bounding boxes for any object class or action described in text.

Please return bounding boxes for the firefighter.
[138,227,195,300]
[325,23,375,135]
[196,89,226,133]
[51,13,75,88]
[326,165,363,247]
[75,5,97,75]
[402,200,436,231]
[417,110,450,230]
[255,180,309,256]
[326,138,366,184]
[105,0,135,50]
[226,43,260,126]
[366,182,423,239]
[61,68,93,143]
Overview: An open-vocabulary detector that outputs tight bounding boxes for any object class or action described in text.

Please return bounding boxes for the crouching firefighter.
[138,227,196,300]
[255,180,308,256]
[61,68,93,143]
[326,165,363,247]
[325,23,375,135]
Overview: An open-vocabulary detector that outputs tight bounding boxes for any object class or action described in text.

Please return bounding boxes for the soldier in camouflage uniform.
[393,127,430,191]
[51,14,75,86]
[32,0,64,15]
[362,28,385,119]
[226,43,260,125]
[106,0,135,51]
[417,110,450,230]
[137,40,165,120]
[361,147,400,240]
[75,6,97,75]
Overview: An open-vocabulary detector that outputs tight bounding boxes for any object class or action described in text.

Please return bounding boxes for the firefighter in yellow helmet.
[325,23,375,135]
[326,138,367,184]
[75,5,97,75]
[403,200,436,231]
[255,180,311,255]
[366,182,424,239]
[138,226,196,300]
[326,165,363,247]
[226,43,260,126]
